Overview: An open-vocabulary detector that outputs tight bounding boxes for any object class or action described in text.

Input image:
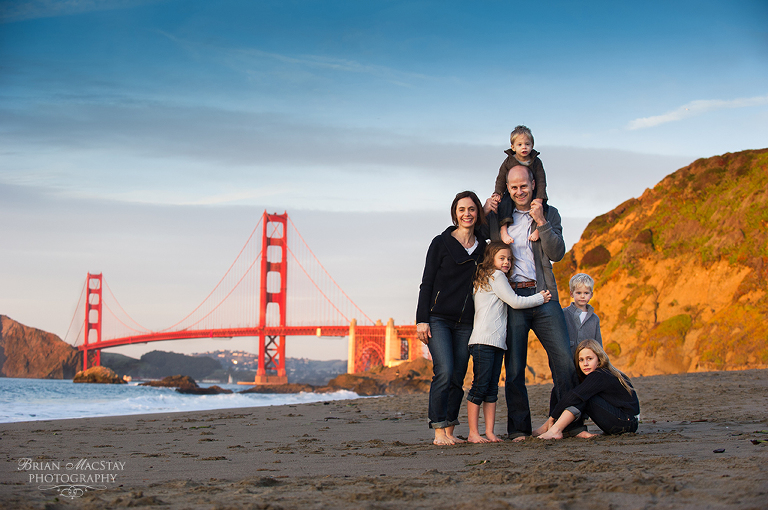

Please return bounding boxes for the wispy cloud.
[626,94,768,130]
[157,30,431,88]
[237,48,431,84]
[0,0,163,23]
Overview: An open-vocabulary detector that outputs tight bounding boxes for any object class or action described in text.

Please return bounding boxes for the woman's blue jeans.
[427,317,472,429]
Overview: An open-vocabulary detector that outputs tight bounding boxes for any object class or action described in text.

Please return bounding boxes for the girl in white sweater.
[466,241,551,443]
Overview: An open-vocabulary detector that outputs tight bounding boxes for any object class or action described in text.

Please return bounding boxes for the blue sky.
[1,0,766,360]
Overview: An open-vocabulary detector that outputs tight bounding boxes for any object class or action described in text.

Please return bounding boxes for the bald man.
[485,165,585,440]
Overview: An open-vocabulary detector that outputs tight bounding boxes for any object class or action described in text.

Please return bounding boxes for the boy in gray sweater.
[563,273,603,355]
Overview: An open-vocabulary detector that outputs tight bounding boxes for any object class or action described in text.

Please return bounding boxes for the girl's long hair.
[575,339,634,394]
[474,241,512,292]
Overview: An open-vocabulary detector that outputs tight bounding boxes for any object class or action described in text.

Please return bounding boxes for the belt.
[511,281,537,289]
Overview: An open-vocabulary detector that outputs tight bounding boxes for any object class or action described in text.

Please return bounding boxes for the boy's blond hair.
[510,125,534,147]
[569,273,594,293]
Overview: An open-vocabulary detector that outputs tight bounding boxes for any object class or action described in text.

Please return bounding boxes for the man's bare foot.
[575,430,597,438]
[486,432,502,443]
[433,428,455,445]
[468,433,490,444]
[532,421,552,437]
[446,433,466,444]
[510,435,527,443]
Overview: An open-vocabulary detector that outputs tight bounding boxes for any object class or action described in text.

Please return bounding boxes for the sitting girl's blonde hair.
[473,241,513,293]
[575,339,634,394]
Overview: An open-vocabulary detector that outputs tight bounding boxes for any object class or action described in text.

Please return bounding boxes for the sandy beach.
[1,369,766,509]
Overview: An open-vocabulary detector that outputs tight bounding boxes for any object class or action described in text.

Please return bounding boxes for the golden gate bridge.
[64,212,419,383]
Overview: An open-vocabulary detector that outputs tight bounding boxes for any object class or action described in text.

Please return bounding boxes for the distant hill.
[103,351,346,385]
[189,349,347,385]
[521,148,768,380]
[0,315,80,378]
[102,351,223,381]
[285,358,348,385]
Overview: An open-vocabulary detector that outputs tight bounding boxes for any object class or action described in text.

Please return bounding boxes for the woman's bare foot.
[445,426,466,444]
[485,432,503,443]
[433,428,455,445]
[537,428,563,440]
[468,433,490,444]
[575,430,597,438]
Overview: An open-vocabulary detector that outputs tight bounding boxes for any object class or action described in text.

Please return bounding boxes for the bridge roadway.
[77,325,417,351]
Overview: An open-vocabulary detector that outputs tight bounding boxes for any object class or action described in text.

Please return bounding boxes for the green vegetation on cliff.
[554,149,768,375]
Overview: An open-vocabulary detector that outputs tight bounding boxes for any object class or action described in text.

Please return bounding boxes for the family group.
[416,126,640,445]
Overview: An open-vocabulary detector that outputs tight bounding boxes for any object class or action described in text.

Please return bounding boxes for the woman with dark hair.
[416,190,487,445]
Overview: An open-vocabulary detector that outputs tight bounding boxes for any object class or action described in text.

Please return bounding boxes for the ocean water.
[0,378,360,423]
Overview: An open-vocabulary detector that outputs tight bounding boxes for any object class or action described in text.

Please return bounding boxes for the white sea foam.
[0,378,360,423]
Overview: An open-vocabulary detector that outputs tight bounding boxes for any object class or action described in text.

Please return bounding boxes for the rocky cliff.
[519,149,768,381]
[0,315,81,378]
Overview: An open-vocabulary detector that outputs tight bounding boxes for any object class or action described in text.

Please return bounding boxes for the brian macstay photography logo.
[18,457,126,499]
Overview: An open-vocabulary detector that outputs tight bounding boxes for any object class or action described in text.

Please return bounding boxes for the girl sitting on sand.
[535,339,640,439]
[466,241,550,443]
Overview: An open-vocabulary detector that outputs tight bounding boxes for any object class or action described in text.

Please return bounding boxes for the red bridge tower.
[83,273,102,370]
[256,212,288,384]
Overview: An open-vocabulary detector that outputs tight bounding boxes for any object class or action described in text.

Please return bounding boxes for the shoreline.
[1,369,766,509]
[0,378,363,425]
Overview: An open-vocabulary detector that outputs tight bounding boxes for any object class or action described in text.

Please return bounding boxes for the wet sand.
[1,369,766,509]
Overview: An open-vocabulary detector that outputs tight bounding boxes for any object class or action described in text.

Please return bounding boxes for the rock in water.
[239,383,315,394]
[139,375,198,388]
[176,385,233,395]
[73,366,126,384]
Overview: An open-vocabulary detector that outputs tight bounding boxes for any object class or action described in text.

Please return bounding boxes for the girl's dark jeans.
[569,395,638,435]
[467,344,505,405]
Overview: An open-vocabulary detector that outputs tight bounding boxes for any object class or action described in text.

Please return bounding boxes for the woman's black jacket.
[416,226,487,325]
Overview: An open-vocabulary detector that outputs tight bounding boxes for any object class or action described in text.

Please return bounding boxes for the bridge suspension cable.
[102,280,151,333]
[70,210,422,377]
[286,216,374,325]
[159,216,265,332]
[63,279,87,347]
[74,211,376,345]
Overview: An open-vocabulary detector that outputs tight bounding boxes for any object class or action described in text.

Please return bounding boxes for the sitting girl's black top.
[551,367,640,418]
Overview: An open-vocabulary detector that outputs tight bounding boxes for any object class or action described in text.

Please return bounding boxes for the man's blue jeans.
[427,317,472,429]
[505,289,581,437]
